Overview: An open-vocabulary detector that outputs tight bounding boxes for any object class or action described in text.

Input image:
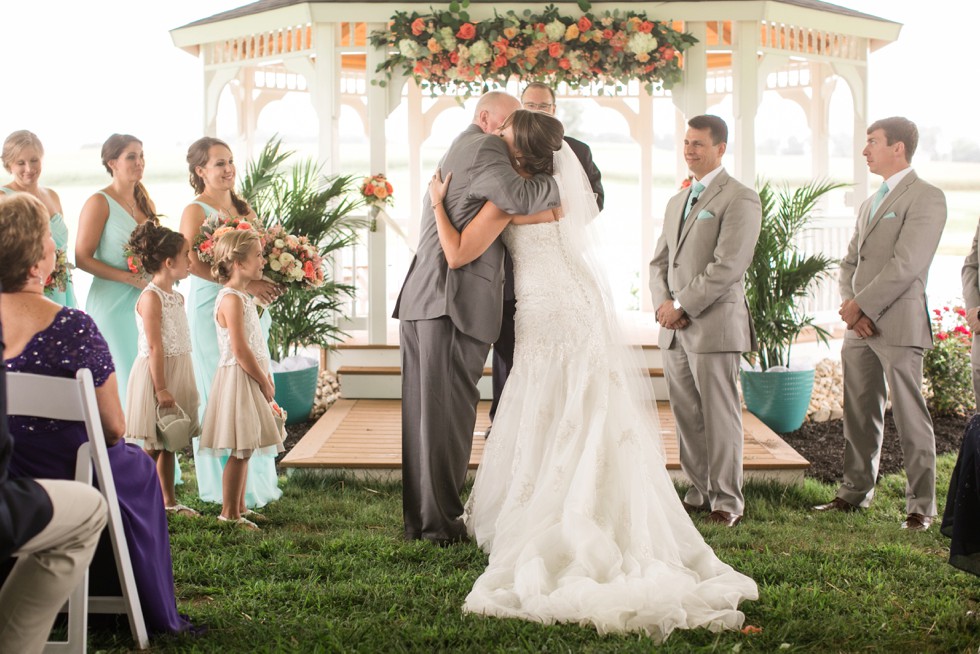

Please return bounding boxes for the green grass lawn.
[89,454,978,653]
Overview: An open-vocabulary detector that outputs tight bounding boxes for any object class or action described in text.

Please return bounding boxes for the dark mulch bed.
[780,410,969,484]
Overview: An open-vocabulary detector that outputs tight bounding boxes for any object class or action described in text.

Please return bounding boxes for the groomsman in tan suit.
[814,116,947,531]
[650,115,761,528]
[960,220,980,409]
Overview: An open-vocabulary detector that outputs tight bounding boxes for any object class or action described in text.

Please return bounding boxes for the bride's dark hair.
[501,110,564,175]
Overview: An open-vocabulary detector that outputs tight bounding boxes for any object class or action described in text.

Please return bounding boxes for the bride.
[427,109,758,640]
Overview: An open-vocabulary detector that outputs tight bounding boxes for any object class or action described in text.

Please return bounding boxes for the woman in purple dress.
[0,193,195,635]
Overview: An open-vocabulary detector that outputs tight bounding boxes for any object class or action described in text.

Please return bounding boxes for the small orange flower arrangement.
[361,173,395,208]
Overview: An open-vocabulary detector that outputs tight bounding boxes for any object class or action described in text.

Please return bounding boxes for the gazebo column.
[732,20,761,183]
[637,91,655,312]
[833,60,869,206]
[809,63,836,181]
[202,66,238,137]
[366,22,389,344]
[311,23,340,175]
[673,21,708,180]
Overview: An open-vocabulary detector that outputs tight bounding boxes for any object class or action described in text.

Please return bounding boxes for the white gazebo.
[171,0,901,345]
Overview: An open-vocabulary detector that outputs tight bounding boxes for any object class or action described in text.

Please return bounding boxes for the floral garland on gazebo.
[369,1,698,97]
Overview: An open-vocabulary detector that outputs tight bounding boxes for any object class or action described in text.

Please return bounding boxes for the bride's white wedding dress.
[462,144,758,640]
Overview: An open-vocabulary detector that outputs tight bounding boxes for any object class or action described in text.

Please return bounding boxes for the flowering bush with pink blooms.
[370,1,698,98]
[922,305,975,416]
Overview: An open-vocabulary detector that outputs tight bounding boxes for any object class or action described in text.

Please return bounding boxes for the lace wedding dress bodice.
[214,288,268,368]
[462,151,757,640]
[502,223,606,366]
[136,283,191,357]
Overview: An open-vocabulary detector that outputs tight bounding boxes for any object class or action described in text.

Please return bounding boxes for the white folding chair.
[5,369,149,652]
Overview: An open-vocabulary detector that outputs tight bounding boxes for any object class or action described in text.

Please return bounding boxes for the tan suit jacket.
[839,170,946,347]
[649,169,761,353]
[962,220,980,310]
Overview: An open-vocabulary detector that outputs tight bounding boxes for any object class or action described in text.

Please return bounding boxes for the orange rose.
[237,222,252,230]
[456,23,476,40]
[374,186,388,200]
[427,38,442,53]
[411,18,426,36]
[558,57,571,70]
[548,42,564,58]
[578,16,592,32]
[639,21,654,34]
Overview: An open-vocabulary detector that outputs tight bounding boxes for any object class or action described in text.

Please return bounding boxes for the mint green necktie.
[869,182,889,222]
[683,181,705,221]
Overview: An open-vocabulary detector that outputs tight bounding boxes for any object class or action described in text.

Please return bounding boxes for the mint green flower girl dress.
[84,191,141,405]
[188,201,282,508]
[0,186,77,307]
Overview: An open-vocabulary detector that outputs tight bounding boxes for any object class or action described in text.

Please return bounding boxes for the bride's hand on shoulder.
[429,169,452,207]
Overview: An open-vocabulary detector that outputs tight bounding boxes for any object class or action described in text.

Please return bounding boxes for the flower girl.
[199,229,285,530]
[125,222,201,516]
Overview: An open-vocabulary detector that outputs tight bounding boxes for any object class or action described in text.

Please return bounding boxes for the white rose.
[469,40,492,65]
[627,32,658,55]
[545,20,566,41]
[279,252,295,264]
[291,267,305,281]
[274,239,285,248]
[438,27,457,51]
[270,259,283,271]
[398,39,426,59]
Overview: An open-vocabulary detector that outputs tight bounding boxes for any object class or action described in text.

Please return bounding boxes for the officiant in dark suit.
[486,82,605,432]
[393,92,560,545]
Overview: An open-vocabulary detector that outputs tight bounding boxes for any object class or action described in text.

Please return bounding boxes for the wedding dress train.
[462,144,758,640]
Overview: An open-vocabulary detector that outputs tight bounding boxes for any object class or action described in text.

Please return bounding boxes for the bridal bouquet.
[194,212,261,265]
[360,173,394,208]
[262,224,325,290]
[45,248,72,292]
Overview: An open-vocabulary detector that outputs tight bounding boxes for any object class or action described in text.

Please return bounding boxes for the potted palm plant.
[241,137,367,424]
[740,179,846,433]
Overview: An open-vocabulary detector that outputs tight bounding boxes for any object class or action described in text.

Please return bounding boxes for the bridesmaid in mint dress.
[180,136,284,509]
[1,130,77,307]
[75,134,155,407]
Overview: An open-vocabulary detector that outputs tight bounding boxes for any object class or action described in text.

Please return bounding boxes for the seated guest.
[0,290,108,654]
[941,414,980,577]
[0,194,195,634]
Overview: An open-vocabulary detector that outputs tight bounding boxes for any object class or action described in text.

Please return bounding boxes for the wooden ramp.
[282,400,809,485]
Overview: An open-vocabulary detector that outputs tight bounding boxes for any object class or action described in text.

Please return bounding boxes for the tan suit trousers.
[662,346,745,515]
[0,479,107,654]
[839,338,936,515]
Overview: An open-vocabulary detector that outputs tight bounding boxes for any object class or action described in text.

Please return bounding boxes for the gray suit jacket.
[840,170,946,348]
[393,124,560,344]
[649,169,761,353]
[962,220,980,310]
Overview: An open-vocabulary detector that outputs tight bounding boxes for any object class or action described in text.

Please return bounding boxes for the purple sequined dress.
[4,307,194,634]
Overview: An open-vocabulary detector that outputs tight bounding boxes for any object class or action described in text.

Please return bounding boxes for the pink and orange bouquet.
[193,212,260,265]
[262,224,325,290]
[361,173,394,208]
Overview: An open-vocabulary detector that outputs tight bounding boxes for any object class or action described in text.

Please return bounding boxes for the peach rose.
[456,23,476,40]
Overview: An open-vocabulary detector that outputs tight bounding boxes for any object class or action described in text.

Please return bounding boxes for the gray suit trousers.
[662,346,744,515]
[400,317,490,542]
[838,338,936,515]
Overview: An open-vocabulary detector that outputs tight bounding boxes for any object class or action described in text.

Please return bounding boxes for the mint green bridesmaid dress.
[188,201,282,508]
[84,192,141,406]
[0,186,77,307]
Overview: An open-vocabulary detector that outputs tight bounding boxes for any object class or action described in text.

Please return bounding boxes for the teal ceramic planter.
[740,368,815,434]
[272,363,319,425]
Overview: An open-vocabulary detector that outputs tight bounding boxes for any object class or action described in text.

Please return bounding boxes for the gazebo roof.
[179,0,893,30]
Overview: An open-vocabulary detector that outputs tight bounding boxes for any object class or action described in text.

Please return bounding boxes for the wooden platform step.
[337,366,665,377]
[282,399,809,485]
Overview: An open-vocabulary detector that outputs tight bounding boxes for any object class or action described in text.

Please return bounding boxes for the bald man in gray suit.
[649,114,761,528]
[393,92,560,546]
[814,116,947,532]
